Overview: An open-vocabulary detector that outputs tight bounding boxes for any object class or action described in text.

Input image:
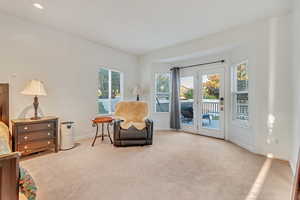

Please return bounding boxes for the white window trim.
[98,67,124,116]
[231,60,250,128]
[154,72,171,113]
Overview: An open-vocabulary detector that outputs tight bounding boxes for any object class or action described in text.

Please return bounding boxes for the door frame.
[180,64,227,140]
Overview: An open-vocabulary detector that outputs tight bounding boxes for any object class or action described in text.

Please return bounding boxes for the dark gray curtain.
[170,67,181,130]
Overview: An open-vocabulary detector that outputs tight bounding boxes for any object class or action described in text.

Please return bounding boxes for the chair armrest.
[145,119,153,141]
[113,119,123,127]
[113,120,124,141]
[145,119,153,126]
[114,119,123,123]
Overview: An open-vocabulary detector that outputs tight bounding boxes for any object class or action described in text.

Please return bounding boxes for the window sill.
[96,114,114,117]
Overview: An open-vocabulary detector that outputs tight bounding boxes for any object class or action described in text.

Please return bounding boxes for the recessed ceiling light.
[33,3,44,10]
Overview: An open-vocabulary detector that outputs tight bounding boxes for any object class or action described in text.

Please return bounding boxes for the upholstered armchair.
[113,101,153,147]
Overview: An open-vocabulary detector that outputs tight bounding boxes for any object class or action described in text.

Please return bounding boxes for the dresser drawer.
[18,130,54,144]
[18,122,54,133]
[18,139,55,153]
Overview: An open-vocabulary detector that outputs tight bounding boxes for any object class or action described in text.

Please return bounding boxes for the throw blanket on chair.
[114,101,148,130]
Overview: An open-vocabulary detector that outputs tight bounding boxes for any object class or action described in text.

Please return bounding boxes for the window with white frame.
[98,68,123,114]
[154,73,170,112]
[232,61,249,122]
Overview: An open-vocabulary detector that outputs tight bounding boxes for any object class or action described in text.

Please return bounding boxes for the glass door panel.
[180,76,194,126]
[201,74,220,130]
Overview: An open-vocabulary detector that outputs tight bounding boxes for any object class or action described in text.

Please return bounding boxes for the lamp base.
[32,96,40,120]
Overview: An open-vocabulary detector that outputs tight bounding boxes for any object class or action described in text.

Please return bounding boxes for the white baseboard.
[74,132,95,141]
[73,126,114,142]
[154,128,172,132]
[228,137,256,153]
[154,127,171,130]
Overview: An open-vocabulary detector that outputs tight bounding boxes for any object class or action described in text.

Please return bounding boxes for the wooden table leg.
[91,123,99,147]
[107,123,113,144]
[101,123,104,141]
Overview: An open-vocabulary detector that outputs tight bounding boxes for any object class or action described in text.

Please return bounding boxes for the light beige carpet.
[20,131,292,200]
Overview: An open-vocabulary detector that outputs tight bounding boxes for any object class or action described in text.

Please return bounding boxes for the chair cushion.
[119,126,147,139]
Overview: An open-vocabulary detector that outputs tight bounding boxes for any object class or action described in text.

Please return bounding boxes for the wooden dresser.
[11,117,59,156]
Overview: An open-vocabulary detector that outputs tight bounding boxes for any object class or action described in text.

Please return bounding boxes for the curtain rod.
[170,59,225,70]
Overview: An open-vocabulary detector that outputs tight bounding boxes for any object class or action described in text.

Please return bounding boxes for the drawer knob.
[48,132,51,136]
[48,124,51,128]
[48,141,51,145]
[24,126,28,130]
[24,136,28,140]
[24,146,28,149]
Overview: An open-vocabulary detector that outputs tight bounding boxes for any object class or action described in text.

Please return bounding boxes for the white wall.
[292,0,300,172]
[140,15,293,161]
[0,12,139,140]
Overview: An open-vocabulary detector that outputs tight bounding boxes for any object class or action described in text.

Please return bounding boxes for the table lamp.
[21,80,47,120]
[132,85,141,101]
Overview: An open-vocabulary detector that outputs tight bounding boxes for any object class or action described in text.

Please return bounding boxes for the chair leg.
[91,123,99,147]
[101,123,104,141]
[107,123,113,144]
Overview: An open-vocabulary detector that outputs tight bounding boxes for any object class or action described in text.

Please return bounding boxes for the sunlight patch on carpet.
[245,158,273,200]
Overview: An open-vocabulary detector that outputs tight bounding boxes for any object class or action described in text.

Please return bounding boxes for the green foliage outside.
[99,69,109,99]
[237,64,248,81]
[183,88,193,100]
[111,71,121,98]
[98,69,121,99]
[203,74,220,99]
[156,74,170,93]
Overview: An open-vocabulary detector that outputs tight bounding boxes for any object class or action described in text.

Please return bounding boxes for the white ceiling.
[0,0,291,55]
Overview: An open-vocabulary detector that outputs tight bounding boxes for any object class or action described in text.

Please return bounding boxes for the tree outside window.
[98,68,123,114]
[155,73,170,112]
[202,74,220,100]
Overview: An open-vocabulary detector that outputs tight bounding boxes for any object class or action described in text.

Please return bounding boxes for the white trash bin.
[60,121,75,150]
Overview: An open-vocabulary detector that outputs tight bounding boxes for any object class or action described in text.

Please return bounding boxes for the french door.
[180,67,225,139]
[198,68,225,139]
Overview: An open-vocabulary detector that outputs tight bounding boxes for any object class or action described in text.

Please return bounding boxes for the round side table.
[91,116,113,146]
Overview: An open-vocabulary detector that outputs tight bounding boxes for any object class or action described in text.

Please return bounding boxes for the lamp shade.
[132,85,141,96]
[21,80,47,96]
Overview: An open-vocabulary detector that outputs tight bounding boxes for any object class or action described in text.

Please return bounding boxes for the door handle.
[220,97,225,111]
[220,97,224,105]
